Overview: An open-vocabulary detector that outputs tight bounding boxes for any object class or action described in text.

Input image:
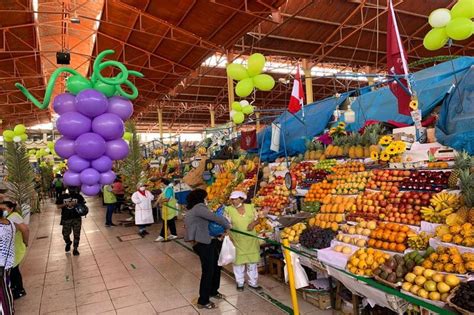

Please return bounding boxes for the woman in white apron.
[131,183,155,237]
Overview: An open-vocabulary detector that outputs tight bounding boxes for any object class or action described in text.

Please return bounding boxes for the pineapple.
[354,134,364,158]
[449,151,472,188]
[313,141,324,160]
[459,168,474,223]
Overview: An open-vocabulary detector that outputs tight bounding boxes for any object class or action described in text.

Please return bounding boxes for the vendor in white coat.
[131,183,155,237]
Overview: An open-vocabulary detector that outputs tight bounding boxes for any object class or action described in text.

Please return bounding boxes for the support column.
[226,52,235,120]
[256,112,260,130]
[210,106,215,128]
[365,66,375,91]
[158,107,163,140]
[302,59,313,105]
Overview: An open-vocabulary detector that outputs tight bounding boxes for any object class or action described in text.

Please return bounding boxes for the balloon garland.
[15,49,143,196]
[226,53,275,125]
[2,124,28,143]
[423,0,474,51]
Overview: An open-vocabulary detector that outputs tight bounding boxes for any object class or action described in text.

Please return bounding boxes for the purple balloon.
[81,184,101,196]
[100,170,116,185]
[54,137,76,159]
[105,139,129,160]
[91,155,113,173]
[53,93,76,115]
[107,96,133,121]
[56,111,91,139]
[92,113,124,141]
[67,155,90,173]
[75,133,106,160]
[80,168,100,185]
[75,89,108,118]
[63,171,81,186]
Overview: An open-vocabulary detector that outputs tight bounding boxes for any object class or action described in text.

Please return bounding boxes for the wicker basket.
[373,274,402,289]
[447,286,474,315]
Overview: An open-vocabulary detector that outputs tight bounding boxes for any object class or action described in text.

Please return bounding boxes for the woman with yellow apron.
[155,179,178,242]
[225,191,261,291]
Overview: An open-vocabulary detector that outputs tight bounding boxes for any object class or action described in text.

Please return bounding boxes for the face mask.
[139,187,146,192]
[3,210,9,218]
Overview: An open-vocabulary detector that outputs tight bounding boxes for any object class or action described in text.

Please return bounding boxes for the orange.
[382,242,390,250]
[389,243,397,251]
[375,240,383,248]
[368,239,376,247]
[400,225,410,233]
[396,244,406,252]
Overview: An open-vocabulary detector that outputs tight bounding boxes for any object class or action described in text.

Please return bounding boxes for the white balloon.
[13,136,21,143]
[45,148,51,153]
[230,110,237,118]
[239,100,250,107]
[429,8,451,28]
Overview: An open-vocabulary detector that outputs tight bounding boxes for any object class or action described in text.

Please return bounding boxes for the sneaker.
[155,236,164,242]
[105,224,111,227]
[13,289,26,300]
[73,248,80,256]
[65,243,71,252]
[236,285,244,292]
[139,231,146,238]
[168,235,178,240]
[143,230,149,235]
[249,285,262,290]
[110,223,117,226]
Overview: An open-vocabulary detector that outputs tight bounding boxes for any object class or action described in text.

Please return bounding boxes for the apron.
[132,191,154,225]
[225,204,260,265]
[161,186,178,221]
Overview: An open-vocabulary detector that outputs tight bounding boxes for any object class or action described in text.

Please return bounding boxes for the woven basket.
[373,274,402,289]
[447,286,474,315]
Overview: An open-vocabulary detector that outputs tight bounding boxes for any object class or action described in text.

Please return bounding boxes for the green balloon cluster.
[2,124,27,143]
[423,0,474,51]
[226,53,276,98]
[122,132,132,141]
[15,49,144,110]
[230,100,254,124]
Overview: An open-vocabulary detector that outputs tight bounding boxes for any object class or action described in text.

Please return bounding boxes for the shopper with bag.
[131,183,154,237]
[0,209,16,315]
[225,191,262,292]
[184,189,230,310]
[155,179,178,242]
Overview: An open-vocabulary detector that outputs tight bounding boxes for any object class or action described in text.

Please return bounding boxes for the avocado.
[394,254,403,264]
[396,266,405,278]
[406,260,415,270]
[380,271,388,280]
[373,268,382,276]
[387,273,397,283]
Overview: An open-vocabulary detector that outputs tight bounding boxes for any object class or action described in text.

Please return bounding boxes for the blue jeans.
[106,204,115,225]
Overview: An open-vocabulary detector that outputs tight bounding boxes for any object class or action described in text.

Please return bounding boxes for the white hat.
[230,191,247,200]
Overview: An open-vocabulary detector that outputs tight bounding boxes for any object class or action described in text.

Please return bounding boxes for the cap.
[230,191,247,200]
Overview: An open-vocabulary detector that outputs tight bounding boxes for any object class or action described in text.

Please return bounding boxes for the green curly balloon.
[15,49,144,110]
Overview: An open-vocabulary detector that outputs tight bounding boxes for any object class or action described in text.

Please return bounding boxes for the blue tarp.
[436,66,474,154]
[255,57,474,161]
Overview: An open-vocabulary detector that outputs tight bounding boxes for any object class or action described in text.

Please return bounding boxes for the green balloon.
[451,0,474,19]
[242,105,254,115]
[226,64,249,81]
[247,53,266,77]
[423,27,449,51]
[123,132,132,141]
[253,74,275,91]
[20,134,28,141]
[446,17,473,41]
[232,112,245,124]
[67,75,92,95]
[13,124,26,136]
[47,141,54,149]
[235,78,254,97]
[3,130,14,142]
[231,101,242,112]
[93,81,116,98]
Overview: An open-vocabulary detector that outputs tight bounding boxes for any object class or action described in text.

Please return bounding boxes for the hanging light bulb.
[344,104,356,123]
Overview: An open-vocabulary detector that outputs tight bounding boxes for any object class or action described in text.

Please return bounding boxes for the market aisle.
[14,197,331,315]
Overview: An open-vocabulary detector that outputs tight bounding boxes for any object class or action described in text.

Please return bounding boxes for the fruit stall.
[202,123,474,314]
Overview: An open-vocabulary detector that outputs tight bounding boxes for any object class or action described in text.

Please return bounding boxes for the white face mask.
[139,187,146,192]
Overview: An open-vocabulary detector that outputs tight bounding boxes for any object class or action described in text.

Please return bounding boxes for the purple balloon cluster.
[53,89,133,196]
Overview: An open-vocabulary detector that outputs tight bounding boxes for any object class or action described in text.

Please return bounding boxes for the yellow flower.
[394,141,406,153]
[329,127,337,134]
[378,135,393,146]
[380,151,390,161]
[386,144,398,155]
[370,151,379,161]
[338,122,346,129]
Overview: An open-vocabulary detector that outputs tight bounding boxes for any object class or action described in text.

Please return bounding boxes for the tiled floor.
[15,197,334,314]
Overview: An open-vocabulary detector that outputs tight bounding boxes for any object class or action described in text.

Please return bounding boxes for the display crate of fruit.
[346,248,390,277]
[400,170,452,192]
[334,233,368,247]
[301,200,321,213]
[447,280,474,315]
[434,222,474,250]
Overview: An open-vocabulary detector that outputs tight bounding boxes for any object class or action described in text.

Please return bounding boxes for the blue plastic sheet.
[436,66,474,154]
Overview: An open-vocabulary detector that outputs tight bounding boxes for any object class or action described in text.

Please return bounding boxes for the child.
[60,194,82,256]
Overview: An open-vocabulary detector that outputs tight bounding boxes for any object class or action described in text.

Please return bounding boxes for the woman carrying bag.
[155,179,178,242]
[131,183,155,237]
[0,207,16,315]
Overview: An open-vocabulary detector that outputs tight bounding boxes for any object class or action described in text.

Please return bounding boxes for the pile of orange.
[367,223,412,253]
[331,161,365,174]
[319,195,355,213]
[304,180,337,202]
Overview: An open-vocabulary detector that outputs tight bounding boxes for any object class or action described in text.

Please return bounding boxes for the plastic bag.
[218,236,236,266]
[209,206,225,237]
[284,251,309,289]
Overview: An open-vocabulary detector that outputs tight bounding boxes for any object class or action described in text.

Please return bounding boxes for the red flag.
[387,0,412,116]
[288,66,304,114]
[240,128,257,150]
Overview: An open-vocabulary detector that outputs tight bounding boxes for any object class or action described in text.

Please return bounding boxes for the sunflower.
[370,151,379,161]
[380,151,390,162]
[329,127,337,134]
[394,141,406,153]
[379,135,393,146]
[386,144,398,155]
[338,122,346,129]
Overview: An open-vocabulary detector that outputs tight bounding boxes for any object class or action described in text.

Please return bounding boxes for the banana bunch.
[223,160,235,172]
[421,193,460,223]
[239,160,256,174]
[197,147,207,155]
[407,231,432,250]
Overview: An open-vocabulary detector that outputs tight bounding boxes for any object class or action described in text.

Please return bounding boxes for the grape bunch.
[299,227,336,249]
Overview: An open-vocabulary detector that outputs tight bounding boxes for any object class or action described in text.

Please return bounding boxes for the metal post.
[158,107,163,140]
[302,59,313,104]
[226,52,235,120]
[210,107,215,127]
[282,239,300,315]
[256,112,260,130]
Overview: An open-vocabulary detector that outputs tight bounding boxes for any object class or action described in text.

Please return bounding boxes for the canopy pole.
[302,59,313,105]
[158,107,163,140]
[256,112,260,130]
[210,106,216,128]
[226,52,235,120]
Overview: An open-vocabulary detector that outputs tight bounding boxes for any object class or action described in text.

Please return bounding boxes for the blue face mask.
[3,210,9,218]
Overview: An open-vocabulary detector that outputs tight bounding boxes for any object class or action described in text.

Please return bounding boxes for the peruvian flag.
[288,66,304,115]
[387,0,412,116]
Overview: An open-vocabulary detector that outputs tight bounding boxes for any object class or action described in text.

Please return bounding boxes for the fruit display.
[448,150,472,188]
[314,159,337,171]
[206,171,234,200]
[234,176,257,194]
[309,214,342,231]
[304,141,325,161]
[331,161,365,173]
[400,170,451,192]
[373,254,410,285]
[326,171,371,194]
[299,227,336,249]
[238,159,258,178]
[333,244,354,255]
[426,161,450,169]
[367,222,412,253]
[421,246,473,274]
[435,223,474,247]
[368,169,409,191]
[304,180,337,202]
[339,222,374,237]
[335,234,367,247]
[280,222,307,243]
[402,266,460,302]
[255,217,273,234]
[298,169,329,189]
[405,248,435,269]
[301,201,320,213]
[449,280,474,312]
[407,231,433,250]
[346,248,390,277]
[253,177,290,215]
[421,192,460,223]
[320,195,355,213]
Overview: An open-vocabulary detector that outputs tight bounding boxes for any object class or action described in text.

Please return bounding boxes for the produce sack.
[208,206,225,237]
[284,251,309,289]
[218,236,236,266]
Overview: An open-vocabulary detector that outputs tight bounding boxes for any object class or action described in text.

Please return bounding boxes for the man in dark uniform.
[60,194,82,256]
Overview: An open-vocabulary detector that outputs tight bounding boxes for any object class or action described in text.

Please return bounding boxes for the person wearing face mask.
[60,194,82,256]
[2,201,28,300]
[225,191,261,292]
[155,178,178,242]
[131,183,155,237]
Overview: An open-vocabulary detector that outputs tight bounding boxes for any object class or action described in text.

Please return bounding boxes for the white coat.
[131,190,155,225]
